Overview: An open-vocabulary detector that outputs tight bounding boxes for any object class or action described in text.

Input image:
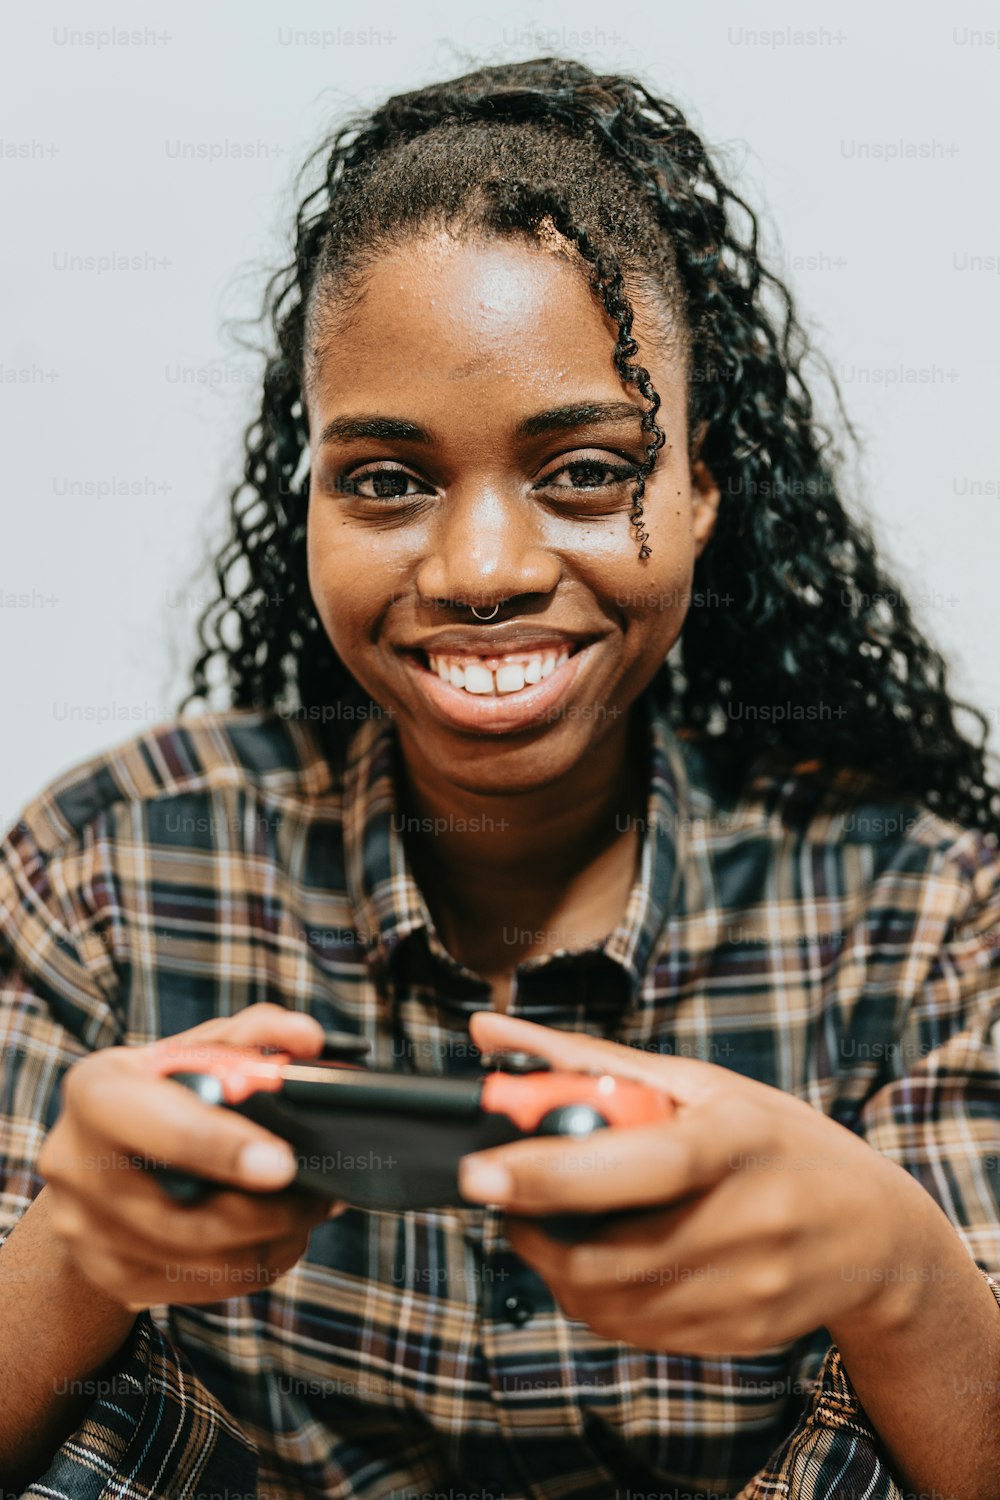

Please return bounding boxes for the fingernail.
[240,1142,296,1184]
[459,1156,512,1204]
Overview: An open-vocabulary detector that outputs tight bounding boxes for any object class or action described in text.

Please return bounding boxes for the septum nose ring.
[470,602,501,621]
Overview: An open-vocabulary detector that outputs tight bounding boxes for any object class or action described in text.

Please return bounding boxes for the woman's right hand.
[37,1003,345,1312]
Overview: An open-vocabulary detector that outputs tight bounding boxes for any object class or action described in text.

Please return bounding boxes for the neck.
[393,703,647,916]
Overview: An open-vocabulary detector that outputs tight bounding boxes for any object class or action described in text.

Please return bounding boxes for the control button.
[536,1103,607,1136]
[501,1293,535,1326]
[483,1050,552,1074]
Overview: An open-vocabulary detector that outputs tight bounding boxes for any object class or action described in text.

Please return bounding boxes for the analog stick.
[536,1103,608,1137]
[529,1103,612,1242]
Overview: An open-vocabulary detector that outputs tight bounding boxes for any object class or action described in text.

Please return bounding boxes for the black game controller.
[145,1033,675,1241]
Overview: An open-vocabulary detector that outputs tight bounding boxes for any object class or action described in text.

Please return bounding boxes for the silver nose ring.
[470,602,501,621]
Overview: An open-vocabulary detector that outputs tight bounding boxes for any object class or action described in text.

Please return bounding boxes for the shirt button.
[502,1293,534,1326]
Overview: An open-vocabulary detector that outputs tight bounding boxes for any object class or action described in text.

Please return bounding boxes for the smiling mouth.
[409,644,581,696]
[398,640,595,732]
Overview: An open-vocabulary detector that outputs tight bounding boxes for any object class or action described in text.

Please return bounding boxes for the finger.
[141,1003,326,1060]
[504,1196,707,1280]
[469,1012,725,1105]
[61,1175,335,1261]
[89,1229,314,1309]
[499,1220,747,1351]
[458,1097,748,1214]
[156,1228,314,1299]
[50,1066,300,1193]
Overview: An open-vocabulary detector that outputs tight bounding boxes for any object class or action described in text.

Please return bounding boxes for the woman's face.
[305,231,719,797]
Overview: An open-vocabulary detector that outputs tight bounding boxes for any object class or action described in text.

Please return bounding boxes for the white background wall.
[2,0,998,824]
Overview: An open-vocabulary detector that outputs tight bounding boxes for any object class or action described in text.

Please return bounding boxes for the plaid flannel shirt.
[2,688,999,1500]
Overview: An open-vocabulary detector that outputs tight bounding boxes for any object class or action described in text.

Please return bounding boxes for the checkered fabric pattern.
[2,689,999,1499]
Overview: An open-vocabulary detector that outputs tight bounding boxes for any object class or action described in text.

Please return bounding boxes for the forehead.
[305,231,686,416]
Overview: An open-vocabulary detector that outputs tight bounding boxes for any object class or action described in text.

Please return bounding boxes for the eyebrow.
[316,401,646,449]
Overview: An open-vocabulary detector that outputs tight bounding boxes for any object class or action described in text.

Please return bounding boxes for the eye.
[539,458,640,493]
[322,455,641,508]
[334,465,432,502]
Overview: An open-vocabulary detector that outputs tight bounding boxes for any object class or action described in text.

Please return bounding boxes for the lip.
[399,640,598,734]
[402,624,598,660]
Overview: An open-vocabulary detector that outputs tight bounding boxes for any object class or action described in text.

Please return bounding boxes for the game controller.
[146,1032,675,1241]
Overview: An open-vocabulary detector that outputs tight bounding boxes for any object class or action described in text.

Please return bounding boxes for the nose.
[415,478,561,609]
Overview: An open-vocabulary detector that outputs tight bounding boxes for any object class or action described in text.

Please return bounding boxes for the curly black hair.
[179,56,1000,839]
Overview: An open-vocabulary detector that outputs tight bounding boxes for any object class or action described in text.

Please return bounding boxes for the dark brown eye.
[541,459,639,491]
[336,466,429,502]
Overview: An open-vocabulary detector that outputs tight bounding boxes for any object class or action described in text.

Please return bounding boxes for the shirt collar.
[340,689,691,1007]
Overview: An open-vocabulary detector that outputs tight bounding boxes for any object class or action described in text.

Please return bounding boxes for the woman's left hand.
[457,1012,930,1356]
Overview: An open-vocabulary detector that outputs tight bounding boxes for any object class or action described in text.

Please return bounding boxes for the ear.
[689,421,720,557]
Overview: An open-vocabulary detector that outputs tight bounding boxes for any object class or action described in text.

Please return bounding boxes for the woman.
[1,57,998,1500]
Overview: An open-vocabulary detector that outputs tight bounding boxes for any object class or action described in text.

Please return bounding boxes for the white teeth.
[495,663,526,694]
[462,663,495,695]
[426,648,572,696]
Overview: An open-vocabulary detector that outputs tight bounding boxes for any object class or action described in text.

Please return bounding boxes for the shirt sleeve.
[733,826,1000,1500]
[0,808,260,1497]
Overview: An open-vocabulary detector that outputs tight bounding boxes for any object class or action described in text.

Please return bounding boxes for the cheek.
[645,496,699,621]
[645,546,699,624]
[306,504,419,670]
[306,506,375,647]
[579,508,697,648]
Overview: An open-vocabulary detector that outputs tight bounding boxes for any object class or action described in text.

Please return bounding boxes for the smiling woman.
[3,53,1000,1500]
[305,232,718,760]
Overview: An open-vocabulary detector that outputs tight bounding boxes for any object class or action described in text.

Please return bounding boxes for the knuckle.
[237,1002,285,1028]
[558,1246,596,1286]
[49,1197,85,1246]
[753,1258,791,1305]
[769,1181,799,1234]
[79,1246,129,1299]
[746,1097,783,1155]
[62,1053,120,1126]
[714,1090,754,1131]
